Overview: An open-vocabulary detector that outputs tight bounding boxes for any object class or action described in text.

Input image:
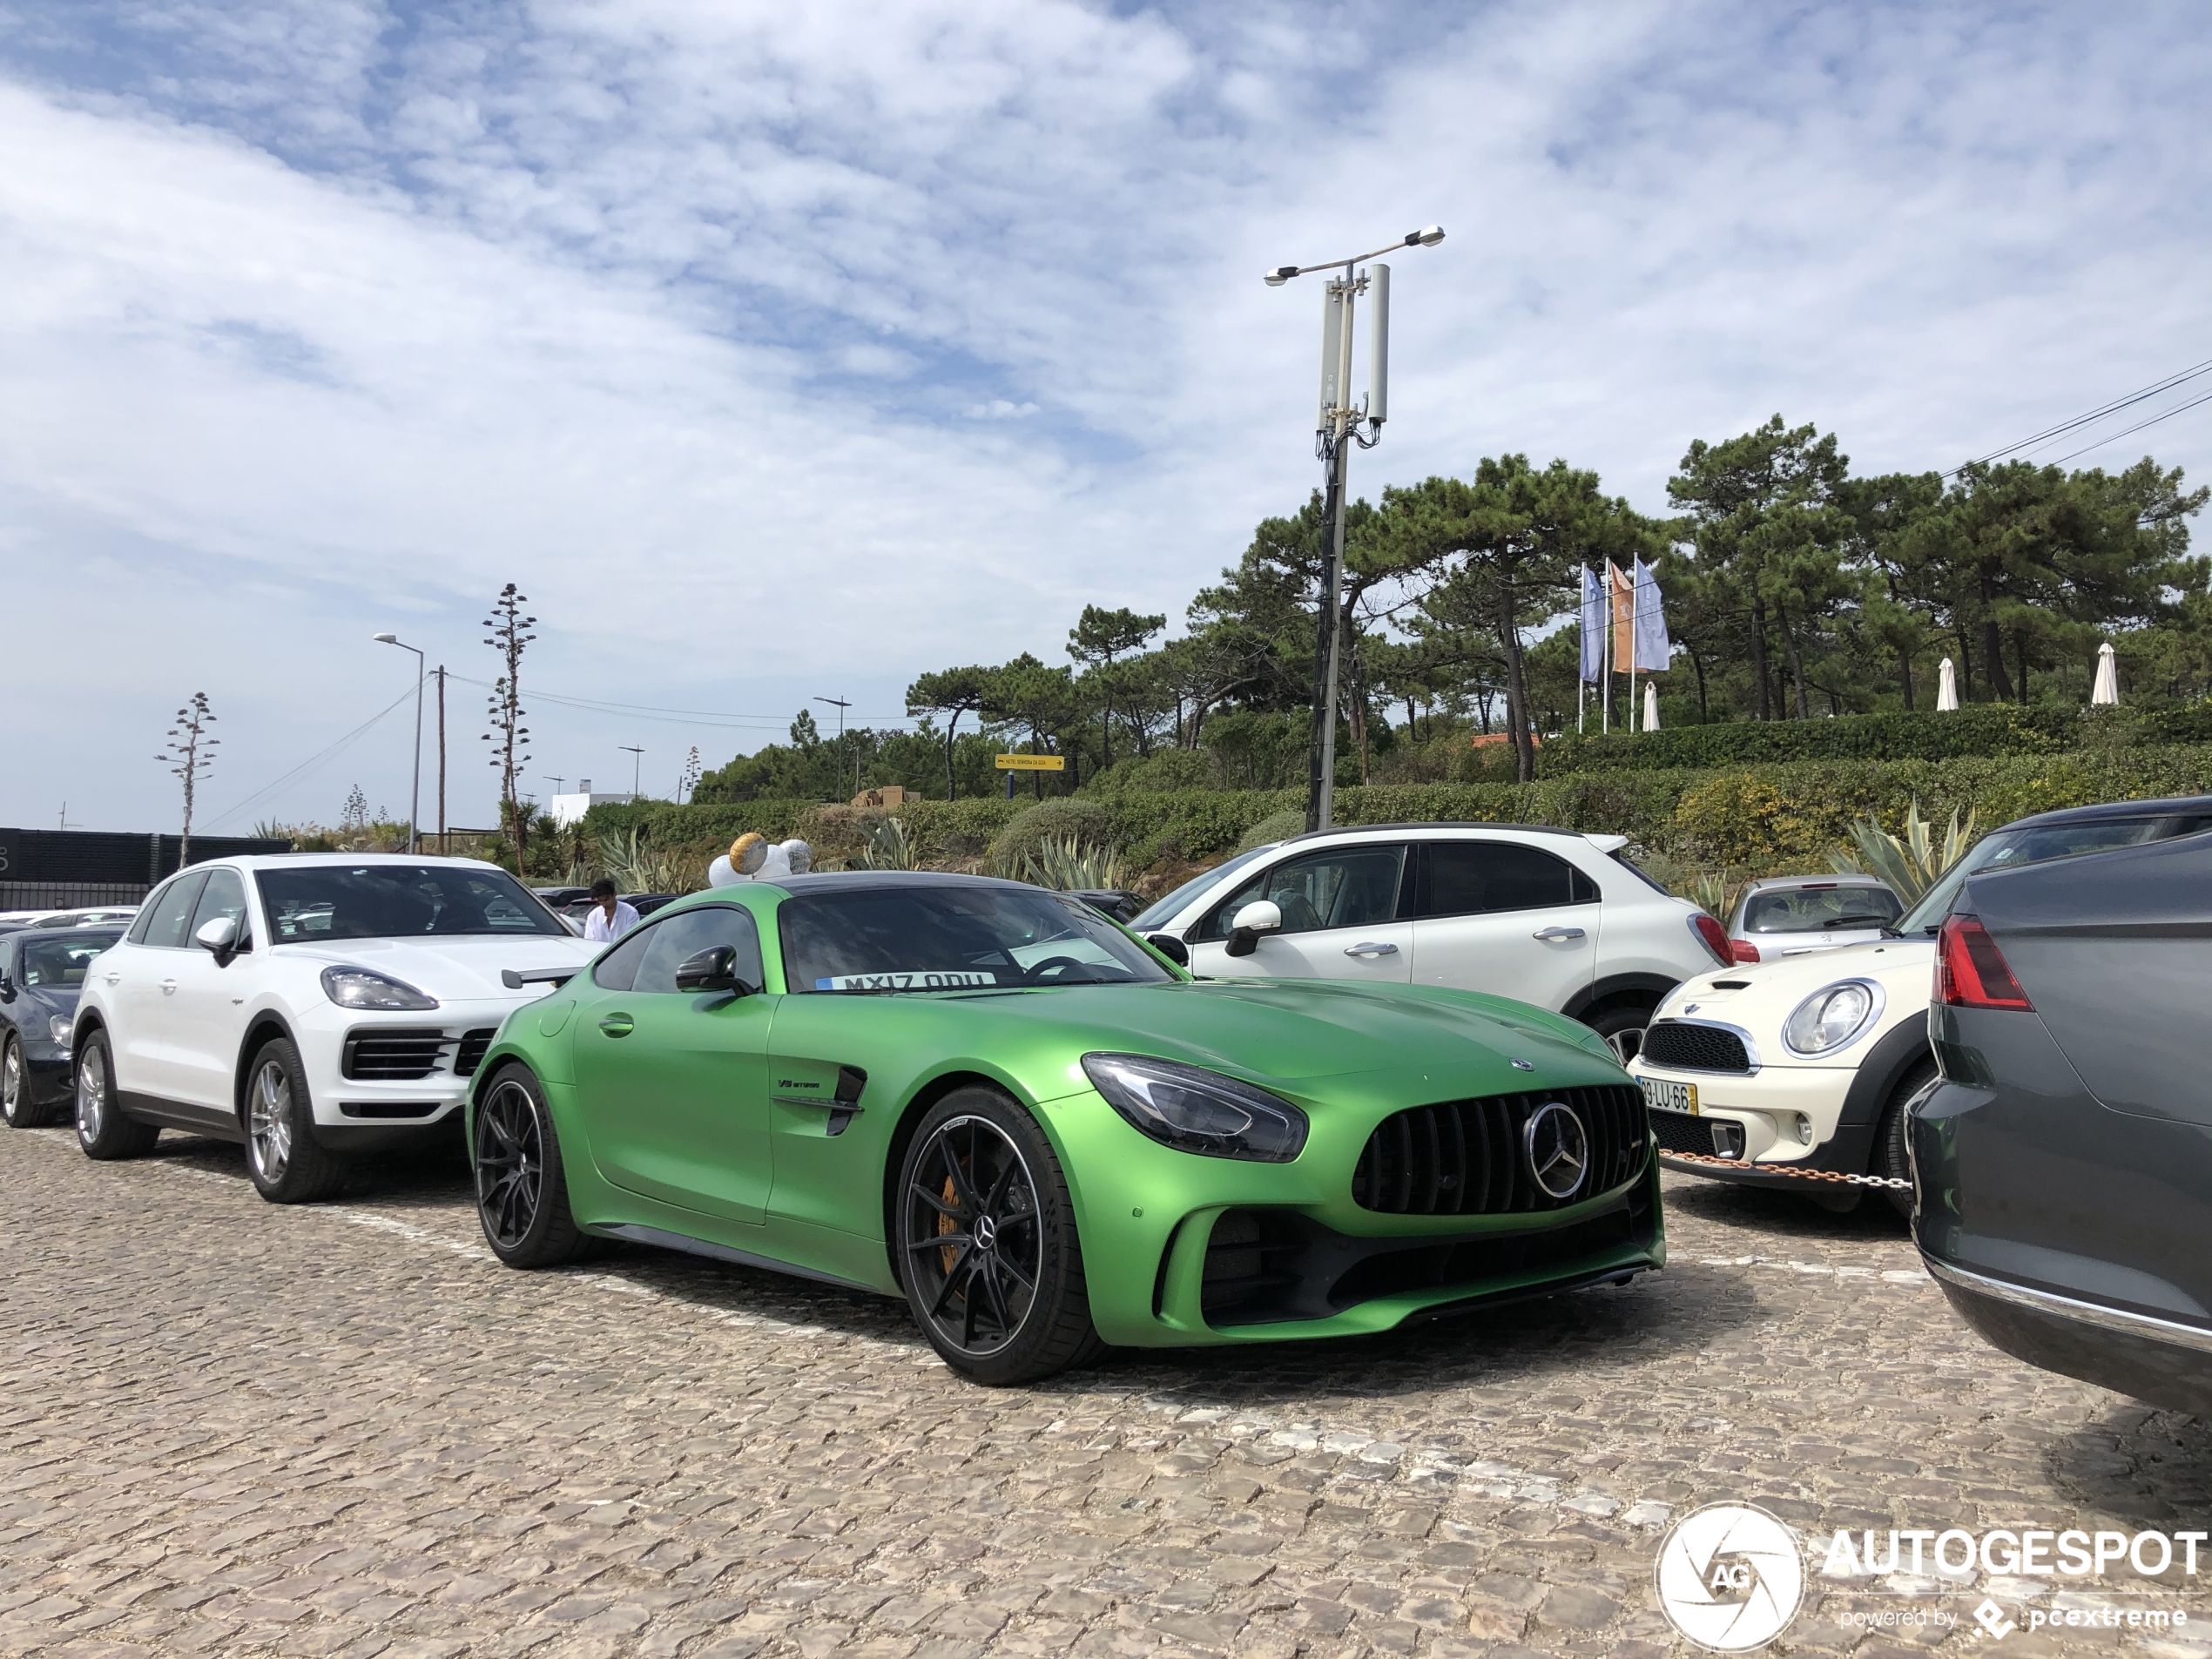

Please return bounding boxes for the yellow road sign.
[995,753,1066,772]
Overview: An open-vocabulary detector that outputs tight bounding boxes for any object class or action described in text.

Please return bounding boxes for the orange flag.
[1608,562,1635,667]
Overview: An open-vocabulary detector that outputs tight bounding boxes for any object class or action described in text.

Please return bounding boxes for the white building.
[550,779,637,829]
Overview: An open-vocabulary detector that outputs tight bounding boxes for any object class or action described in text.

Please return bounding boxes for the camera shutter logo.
[1523,1101,1589,1200]
[1655,1502,1805,1650]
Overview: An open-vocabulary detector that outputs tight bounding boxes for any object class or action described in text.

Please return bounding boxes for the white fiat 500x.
[1629,797,2212,1212]
[70,854,596,1202]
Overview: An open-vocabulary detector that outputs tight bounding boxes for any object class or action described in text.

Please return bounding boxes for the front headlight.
[320,966,441,1012]
[1081,1053,1308,1163]
[48,1015,72,1047]
[1782,979,1882,1056]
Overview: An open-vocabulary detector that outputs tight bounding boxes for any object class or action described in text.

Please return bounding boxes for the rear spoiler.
[502,966,580,990]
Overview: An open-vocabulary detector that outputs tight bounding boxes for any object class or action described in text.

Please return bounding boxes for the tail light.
[1689,912,1732,966]
[1936,914,2033,1010]
[1730,938,1762,964]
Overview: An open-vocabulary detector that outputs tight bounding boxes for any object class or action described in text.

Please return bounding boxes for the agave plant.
[1830,798,1978,905]
[1691,868,1750,931]
[1023,833,1130,893]
[596,826,696,894]
[851,816,923,872]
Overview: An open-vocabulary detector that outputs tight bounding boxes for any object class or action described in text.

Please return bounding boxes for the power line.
[438,671,919,732]
[201,686,417,832]
[1950,354,2212,476]
[2048,388,2212,468]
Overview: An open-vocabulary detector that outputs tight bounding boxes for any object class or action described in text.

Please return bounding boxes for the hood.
[949,977,1623,1103]
[273,934,597,1001]
[1656,933,1936,1020]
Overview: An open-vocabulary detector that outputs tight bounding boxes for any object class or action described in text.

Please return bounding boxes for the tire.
[74,1031,158,1159]
[472,1063,593,1268]
[3,1032,46,1129]
[242,1037,345,1204]
[1582,1002,1655,1067]
[1873,1062,1936,1218]
[894,1086,1103,1386]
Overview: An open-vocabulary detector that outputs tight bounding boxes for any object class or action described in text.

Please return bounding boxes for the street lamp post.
[814,696,852,801]
[372,633,425,853]
[1265,226,1445,833]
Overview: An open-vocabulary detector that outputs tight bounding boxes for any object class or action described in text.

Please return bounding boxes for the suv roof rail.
[1283,820,1590,845]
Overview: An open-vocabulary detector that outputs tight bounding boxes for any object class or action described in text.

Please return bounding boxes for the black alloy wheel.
[473,1064,590,1267]
[895,1088,1102,1385]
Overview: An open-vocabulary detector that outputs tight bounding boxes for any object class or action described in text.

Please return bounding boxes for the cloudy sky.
[3,1,2209,835]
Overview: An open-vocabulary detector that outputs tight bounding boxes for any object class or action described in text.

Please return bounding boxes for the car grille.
[1648,1108,1719,1157]
[341,1028,451,1081]
[1641,1021,1753,1073]
[1351,1084,1649,1216]
[454,1029,497,1077]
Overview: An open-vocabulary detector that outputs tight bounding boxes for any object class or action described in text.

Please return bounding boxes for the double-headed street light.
[1266,226,1445,833]
[372,632,424,853]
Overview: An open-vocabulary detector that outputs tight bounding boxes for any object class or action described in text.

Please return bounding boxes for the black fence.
[0,829,291,889]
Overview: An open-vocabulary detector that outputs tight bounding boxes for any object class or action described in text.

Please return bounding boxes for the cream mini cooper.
[1627,797,2212,1213]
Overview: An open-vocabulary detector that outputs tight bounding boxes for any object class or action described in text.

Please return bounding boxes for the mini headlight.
[320,966,441,1012]
[1783,980,1880,1056]
[49,1015,73,1047]
[1080,1053,1308,1163]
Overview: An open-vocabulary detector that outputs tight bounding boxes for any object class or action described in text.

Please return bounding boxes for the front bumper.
[18,1046,73,1107]
[286,998,529,1141]
[1630,1060,1860,1185]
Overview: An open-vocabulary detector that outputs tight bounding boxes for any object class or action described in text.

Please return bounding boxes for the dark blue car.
[1,927,124,1128]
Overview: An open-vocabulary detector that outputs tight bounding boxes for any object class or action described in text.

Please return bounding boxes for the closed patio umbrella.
[2092,642,2120,705]
[1643,681,1660,732]
[1936,658,1959,711]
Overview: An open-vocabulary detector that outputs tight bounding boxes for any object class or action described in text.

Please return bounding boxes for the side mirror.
[1224,900,1282,959]
[195,916,240,961]
[675,945,750,995]
[1146,933,1190,968]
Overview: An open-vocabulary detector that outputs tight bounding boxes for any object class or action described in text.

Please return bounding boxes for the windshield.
[1129,846,1278,934]
[257,865,570,941]
[17,929,122,990]
[1746,885,1902,934]
[780,884,1175,992]
[1893,817,2185,936]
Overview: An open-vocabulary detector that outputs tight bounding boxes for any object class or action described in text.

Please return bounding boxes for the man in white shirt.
[583,878,639,943]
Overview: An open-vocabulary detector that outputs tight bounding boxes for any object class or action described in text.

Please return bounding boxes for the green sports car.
[469,872,1663,1384]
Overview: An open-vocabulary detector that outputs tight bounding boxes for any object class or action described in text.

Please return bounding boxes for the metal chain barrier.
[1662,1149,1912,1190]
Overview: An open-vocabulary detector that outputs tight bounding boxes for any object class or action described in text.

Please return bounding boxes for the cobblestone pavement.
[3,1126,2208,1659]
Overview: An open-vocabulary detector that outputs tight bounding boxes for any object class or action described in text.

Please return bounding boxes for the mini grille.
[1647,1108,1720,1157]
[454,1029,497,1077]
[341,1028,449,1081]
[1351,1084,1648,1216]
[1641,1022,1752,1073]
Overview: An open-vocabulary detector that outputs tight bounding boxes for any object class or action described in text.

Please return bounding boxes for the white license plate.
[1641,1076,1699,1116]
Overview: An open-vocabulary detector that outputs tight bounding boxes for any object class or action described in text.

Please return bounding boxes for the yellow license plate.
[1641,1076,1699,1116]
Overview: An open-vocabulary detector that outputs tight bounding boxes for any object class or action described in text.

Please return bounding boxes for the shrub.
[988,798,1112,876]
[1237,808,1307,852]
[1083,750,1214,794]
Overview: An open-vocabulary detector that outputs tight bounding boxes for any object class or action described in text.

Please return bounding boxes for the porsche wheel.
[243,1038,343,1204]
[473,1064,591,1267]
[2,1033,42,1128]
[75,1032,158,1159]
[896,1088,1100,1386]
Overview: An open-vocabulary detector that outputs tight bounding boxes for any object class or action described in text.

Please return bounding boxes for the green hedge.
[582,742,2212,875]
[1541,705,2212,775]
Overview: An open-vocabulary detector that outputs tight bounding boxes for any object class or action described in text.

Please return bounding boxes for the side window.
[633,907,765,993]
[127,878,180,944]
[137,873,210,949]
[590,921,658,992]
[1416,842,1595,919]
[1199,846,1407,940]
[189,869,251,948]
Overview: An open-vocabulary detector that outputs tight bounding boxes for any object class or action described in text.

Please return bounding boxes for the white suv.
[70,854,596,1202]
[1128,823,1730,1058]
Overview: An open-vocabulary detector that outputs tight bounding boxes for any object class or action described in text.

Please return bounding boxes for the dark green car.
[469,873,1662,1383]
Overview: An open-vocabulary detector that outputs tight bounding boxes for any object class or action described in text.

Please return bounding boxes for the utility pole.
[1265,228,1444,833]
[814,696,852,802]
[435,665,447,855]
[620,745,644,797]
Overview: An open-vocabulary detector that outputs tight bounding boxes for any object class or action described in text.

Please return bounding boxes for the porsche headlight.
[1081,1053,1308,1163]
[1782,980,1882,1056]
[320,966,441,1012]
[49,1015,73,1047]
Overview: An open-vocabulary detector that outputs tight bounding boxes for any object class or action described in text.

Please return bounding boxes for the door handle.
[1532,927,1586,941]
[160,979,179,995]
[1343,941,1400,958]
[105,973,121,986]
[598,1013,635,1037]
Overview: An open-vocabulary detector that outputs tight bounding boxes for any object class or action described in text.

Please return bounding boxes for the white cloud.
[1,1,2209,831]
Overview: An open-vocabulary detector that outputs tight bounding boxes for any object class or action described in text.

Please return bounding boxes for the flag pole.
[1602,570,1611,735]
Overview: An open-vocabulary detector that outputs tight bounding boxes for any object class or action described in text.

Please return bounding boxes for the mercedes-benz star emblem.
[974,1215,997,1251]
[1524,1101,1590,1199]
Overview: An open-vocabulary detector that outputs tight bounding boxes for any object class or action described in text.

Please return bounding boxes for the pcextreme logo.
[1655,1503,1806,1651]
